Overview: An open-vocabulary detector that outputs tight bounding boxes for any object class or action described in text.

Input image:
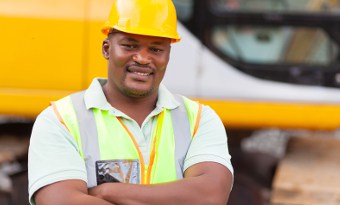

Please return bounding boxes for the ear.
[102,39,110,60]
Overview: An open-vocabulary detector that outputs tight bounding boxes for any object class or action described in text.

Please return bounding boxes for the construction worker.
[28,0,233,204]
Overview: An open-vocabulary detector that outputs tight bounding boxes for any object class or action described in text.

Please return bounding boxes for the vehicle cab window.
[179,0,340,87]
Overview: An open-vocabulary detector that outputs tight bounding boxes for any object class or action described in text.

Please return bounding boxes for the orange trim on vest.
[117,117,146,184]
[117,111,165,184]
[147,111,165,184]
[51,102,67,129]
[193,103,202,137]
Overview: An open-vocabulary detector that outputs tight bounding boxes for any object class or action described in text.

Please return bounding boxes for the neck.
[103,84,158,126]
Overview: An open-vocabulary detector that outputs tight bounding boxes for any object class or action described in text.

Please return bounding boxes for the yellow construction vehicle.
[1,0,340,204]
[0,0,112,118]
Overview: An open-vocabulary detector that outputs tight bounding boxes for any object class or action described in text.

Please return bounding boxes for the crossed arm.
[35,162,233,205]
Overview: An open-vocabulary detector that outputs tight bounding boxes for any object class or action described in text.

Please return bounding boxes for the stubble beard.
[120,78,156,98]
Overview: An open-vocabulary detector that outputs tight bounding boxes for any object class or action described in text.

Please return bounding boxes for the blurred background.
[1,0,340,204]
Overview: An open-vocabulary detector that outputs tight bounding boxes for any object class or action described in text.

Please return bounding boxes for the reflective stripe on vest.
[52,92,202,186]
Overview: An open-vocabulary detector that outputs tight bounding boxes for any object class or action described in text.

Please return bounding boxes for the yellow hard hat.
[102,0,181,43]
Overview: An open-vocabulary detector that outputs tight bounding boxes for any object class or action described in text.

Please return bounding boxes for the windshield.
[212,25,338,65]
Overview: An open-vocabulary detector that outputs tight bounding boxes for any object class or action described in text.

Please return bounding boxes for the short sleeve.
[28,107,87,205]
[183,105,234,175]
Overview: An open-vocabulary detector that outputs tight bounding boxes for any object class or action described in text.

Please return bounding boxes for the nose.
[132,49,151,65]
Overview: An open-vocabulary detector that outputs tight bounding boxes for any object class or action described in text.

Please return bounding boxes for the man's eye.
[150,48,163,53]
[122,44,136,49]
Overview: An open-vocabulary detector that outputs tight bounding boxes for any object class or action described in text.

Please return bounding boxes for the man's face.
[102,31,171,98]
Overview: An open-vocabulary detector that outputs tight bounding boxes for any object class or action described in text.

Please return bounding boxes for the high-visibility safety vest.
[52,92,202,186]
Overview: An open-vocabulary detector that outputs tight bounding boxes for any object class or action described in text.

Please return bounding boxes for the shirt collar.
[84,78,111,110]
[83,78,179,112]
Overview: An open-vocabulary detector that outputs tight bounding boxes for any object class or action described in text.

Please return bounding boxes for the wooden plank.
[271,137,340,205]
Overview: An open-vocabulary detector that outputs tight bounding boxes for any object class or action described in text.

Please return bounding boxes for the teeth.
[134,72,150,76]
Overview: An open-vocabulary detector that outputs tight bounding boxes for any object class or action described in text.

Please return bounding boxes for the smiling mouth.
[132,71,151,76]
[127,65,153,77]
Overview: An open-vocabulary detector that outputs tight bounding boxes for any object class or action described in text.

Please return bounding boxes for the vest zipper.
[144,165,148,184]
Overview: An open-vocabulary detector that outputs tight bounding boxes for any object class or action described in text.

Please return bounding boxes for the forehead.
[110,31,171,45]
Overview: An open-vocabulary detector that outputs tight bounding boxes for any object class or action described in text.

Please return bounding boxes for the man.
[28,0,234,204]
